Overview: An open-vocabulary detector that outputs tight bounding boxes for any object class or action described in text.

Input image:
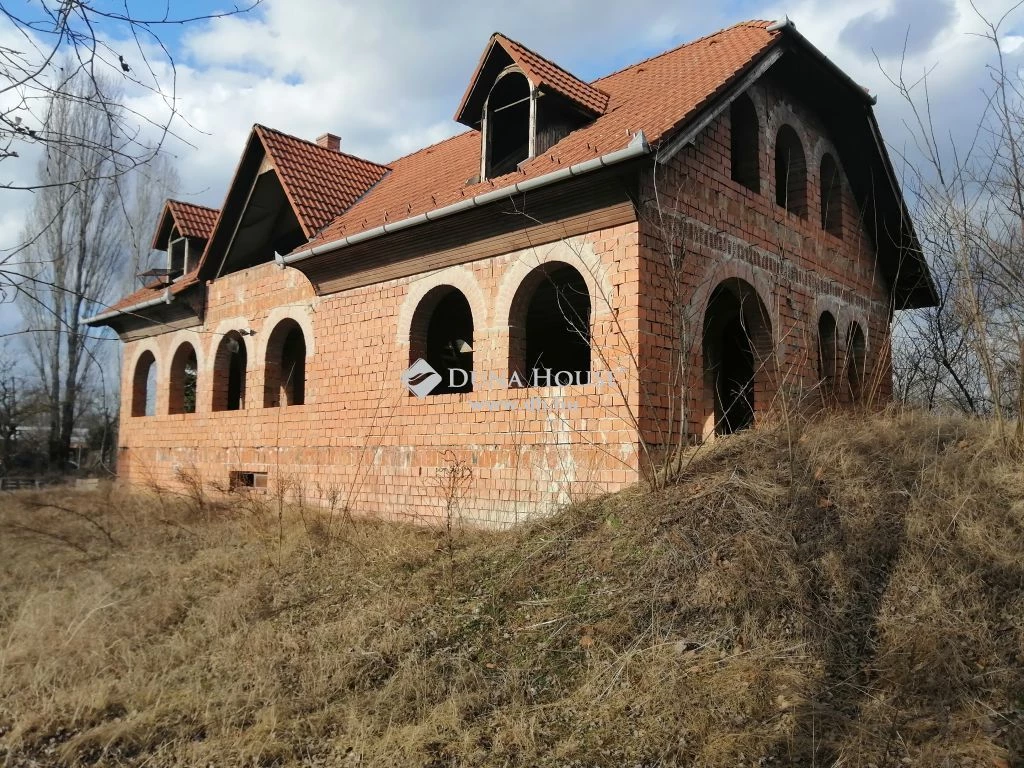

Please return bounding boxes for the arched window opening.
[817,311,838,404]
[509,263,591,386]
[264,320,307,408]
[820,154,843,237]
[846,322,867,404]
[213,331,248,411]
[409,287,474,396]
[485,69,531,179]
[774,125,807,217]
[730,94,760,192]
[131,351,157,417]
[702,279,773,436]
[168,343,198,415]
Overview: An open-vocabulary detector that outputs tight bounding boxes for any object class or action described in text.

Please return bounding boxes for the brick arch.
[496,239,611,322]
[129,346,159,418]
[396,266,487,346]
[729,90,764,193]
[505,261,592,383]
[700,276,776,437]
[203,318,256,376]
[494,239,612,381]
[167,340,199,415]
[256,305,315,363]
[842,310,872,357]
[811,294,846,370]
[210,331,250,412]
[262,317,310,408]
[766,101,814,146]
[688,259,779,439]
[688,257,779,355]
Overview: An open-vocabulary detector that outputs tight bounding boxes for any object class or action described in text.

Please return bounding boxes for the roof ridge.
[254,123,392,171]
[590,19,776,86]
[493,31,610,99]
[168,199,219,212]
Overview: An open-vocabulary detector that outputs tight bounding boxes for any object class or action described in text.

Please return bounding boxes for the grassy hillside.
[0,413,1022,767]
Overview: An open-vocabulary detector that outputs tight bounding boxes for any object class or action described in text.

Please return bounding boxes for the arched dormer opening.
[456,33,609,182]
[484,68,532,179]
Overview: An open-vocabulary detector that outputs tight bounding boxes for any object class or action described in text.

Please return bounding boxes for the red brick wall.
[118,229,644,526]
[636,77,895,446]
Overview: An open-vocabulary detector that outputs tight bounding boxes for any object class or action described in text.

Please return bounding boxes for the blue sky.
[1,0,1023,335]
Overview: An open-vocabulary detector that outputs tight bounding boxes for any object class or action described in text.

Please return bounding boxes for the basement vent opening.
[230,471,268,491]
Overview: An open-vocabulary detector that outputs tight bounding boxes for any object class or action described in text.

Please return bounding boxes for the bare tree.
[124,152,179,286]
[0,347,19,468]
[15,70,126,468]
[886,2,1024,438]
[1,1,259,190]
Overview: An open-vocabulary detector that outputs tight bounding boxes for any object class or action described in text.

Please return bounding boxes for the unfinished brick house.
[86,19,936,524]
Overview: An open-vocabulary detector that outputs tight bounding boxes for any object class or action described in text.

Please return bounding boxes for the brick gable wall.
[637,77,894,445]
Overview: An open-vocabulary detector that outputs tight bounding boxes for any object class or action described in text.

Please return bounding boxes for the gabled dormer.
[196,126,390,281]
[152,200,219,280]
[455,33,609,181]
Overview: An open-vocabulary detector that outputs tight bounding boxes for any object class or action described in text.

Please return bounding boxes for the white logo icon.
[402,358,442,398]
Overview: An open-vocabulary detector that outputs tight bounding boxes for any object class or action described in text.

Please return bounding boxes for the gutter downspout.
[82,286,173,326]
[281,130,651,267]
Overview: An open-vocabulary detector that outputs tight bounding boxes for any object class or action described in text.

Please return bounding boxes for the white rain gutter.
[82,287,173,326]
[279,130,651,268]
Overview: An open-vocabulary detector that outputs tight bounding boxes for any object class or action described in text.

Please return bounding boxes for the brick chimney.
[315,132,341,151]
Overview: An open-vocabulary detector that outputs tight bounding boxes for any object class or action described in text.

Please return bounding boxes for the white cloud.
[3,0,1023,275]
[760,0,1024,171]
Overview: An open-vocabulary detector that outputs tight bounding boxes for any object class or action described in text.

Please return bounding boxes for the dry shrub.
[0,411,1021,767]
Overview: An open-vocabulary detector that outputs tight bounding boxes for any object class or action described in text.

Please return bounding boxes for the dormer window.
[151,200,218,279]
[483,68,532,178]
[455,33,610,182]
[167,226,189,277]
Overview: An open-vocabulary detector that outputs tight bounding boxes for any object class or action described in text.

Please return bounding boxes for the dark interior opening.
[486,70,531,178]
[169,343,198,415]
[730,94,760,192]
[519,265,591,384]
[227,338,247,410]
[214,331,248,412]
[703,281,771,436]
[820,153,843,237]
[817,311,838,403]
[230,470,267,491]
[846,322,866,403]
[414,288,474,395]
[280,327,306,406]
[775,124,807,217]
[264,320,307,408]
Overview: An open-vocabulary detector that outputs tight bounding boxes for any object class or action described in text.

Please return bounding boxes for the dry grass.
[0,411,1022,767]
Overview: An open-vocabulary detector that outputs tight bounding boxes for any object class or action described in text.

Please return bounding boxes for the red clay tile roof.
[255,125,390,238]
[455,32,610,121]
[97,269,200,316]
[93,20,782,322]
[310,20,779,247]
[151,200,220,249]
[167,201,219,240]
